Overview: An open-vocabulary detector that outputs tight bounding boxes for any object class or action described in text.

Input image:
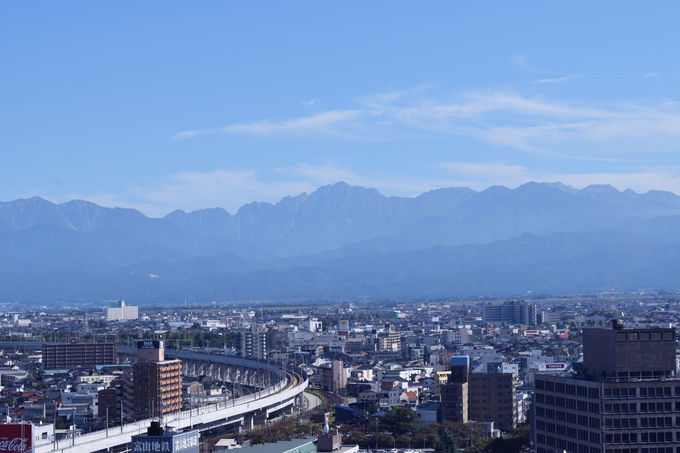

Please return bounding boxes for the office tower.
[132,341,182,419]
[42,342,117,370]
[532,321,678,453]
[441,356,470,423]
[482,300,537,325]
[237,325,268,360]
[468,364,518,431]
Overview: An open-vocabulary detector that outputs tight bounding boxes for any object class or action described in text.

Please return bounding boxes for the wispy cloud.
[173,110,364,140]
[172,87,680,158]
[533,75,580,84]
[171,128,217,140]
[300,98,321,107]
[643,72,660,78]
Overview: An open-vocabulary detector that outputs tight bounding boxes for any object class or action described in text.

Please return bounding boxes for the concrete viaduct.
[0,342,308,453]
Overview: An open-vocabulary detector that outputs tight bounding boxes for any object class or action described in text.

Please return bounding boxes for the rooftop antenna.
[611,285,617,315]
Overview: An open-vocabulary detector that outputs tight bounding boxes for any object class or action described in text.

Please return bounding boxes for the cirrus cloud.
[172,87,680,159]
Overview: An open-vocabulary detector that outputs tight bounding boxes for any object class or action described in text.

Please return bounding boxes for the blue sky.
[2,2,680,216]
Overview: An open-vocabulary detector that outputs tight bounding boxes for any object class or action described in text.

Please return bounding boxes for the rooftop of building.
[242,437,358,453]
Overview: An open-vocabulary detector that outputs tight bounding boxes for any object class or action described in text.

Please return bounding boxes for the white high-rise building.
[106,300,139,321]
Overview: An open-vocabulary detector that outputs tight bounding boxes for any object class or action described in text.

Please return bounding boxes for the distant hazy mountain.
[2,181,680,303]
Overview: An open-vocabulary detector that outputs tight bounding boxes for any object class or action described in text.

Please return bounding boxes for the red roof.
[404,391,417,400]
[21,392,42,398]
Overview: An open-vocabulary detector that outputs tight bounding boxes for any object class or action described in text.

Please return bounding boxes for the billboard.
[132,431,198,453]
[338,320,349,332]
[173,431,199,453]
[545,363,567,370]
[137,340,164,350]
[0,424,32,453]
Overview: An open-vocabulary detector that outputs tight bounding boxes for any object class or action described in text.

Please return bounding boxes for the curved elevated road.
[0,343,307,453]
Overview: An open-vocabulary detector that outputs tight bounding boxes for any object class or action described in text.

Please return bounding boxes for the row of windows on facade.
[469,385,511,396]
[535,438,599,453]
[608,448,677,453]
[535,394,600,412]
[604,402,680,413]
[539,447,677,453]
[537,419,680,441]
[604,417,678,428]
[537,432,680,451]
[537,380,680,400]
[470,397,514,403]
[604,387,680,399]
[536,395,680,414]
[605,432,677,444]
[535,407,601,427]
[537,430,600,444]
[535,380,600,398]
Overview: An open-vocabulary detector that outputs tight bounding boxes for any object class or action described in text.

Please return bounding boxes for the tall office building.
[237,325,268,360]
[532,321,678,453]
[441,356,470,423]
[132,341,182,419]
[42,342,117,370]
[483,300,537,325]
[468,364,518,431]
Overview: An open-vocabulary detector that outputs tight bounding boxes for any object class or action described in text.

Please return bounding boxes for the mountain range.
[2,181,680,304]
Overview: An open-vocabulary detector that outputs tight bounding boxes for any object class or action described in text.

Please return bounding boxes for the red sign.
[545,363,566,369]
[0,424,32,453]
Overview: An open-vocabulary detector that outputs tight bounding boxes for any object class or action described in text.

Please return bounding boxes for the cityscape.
[0,295,679,452]
[3,2,680,453]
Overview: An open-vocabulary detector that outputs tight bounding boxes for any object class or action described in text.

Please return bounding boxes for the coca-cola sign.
[0,425,32,453]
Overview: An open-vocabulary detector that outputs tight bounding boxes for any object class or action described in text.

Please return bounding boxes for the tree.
[435,428,460,453]
[395,434,412,448]
[482,424,530,453]
[381,406,419,436]
[375,433,395,448]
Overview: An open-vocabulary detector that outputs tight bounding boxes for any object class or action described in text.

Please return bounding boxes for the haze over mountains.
[2,181,680,304]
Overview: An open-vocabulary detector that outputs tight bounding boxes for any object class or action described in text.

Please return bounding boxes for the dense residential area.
[0,293,678,451]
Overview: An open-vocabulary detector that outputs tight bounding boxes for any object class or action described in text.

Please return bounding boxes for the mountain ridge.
[3,181,680,303]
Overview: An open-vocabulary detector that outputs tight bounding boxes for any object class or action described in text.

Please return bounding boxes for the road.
[303,391,322,410]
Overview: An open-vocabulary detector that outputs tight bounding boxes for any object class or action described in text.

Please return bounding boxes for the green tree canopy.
[435,428,459,453]
[382,406,419,436]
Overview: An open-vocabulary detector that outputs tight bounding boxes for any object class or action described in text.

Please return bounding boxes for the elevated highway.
[0,342,308,453]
